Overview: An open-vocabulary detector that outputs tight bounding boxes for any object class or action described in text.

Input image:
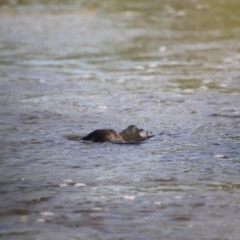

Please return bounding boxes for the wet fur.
[81,129,124,143]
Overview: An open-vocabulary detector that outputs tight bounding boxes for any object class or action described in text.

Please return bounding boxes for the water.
[0,0,240,239]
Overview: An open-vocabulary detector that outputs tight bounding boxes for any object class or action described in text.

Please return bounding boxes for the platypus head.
[119,125,148,141]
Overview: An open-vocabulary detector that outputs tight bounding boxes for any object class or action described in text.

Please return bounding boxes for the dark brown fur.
[81,129,124,143]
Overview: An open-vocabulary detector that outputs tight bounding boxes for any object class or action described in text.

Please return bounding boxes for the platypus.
[81,125,153,143]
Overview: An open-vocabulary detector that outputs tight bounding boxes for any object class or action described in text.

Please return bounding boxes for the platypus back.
[81,129,124,143]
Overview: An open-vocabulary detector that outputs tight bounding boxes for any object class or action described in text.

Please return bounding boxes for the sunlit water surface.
[0,0,240,239]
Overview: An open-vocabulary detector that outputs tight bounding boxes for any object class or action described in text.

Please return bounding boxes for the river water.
[0,0,240,239]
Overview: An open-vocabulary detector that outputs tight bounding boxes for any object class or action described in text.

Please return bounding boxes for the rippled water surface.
[0,0,240,239]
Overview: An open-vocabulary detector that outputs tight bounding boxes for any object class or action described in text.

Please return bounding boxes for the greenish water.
[0,0,240,239]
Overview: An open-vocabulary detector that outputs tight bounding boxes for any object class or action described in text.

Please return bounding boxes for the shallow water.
[0,0,240,239]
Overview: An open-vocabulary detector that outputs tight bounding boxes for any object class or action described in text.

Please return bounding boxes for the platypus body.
[81,129,124,143]
[81,125,153,143]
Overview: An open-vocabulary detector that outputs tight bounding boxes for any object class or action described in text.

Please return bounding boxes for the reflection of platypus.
[81,125,153,143]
